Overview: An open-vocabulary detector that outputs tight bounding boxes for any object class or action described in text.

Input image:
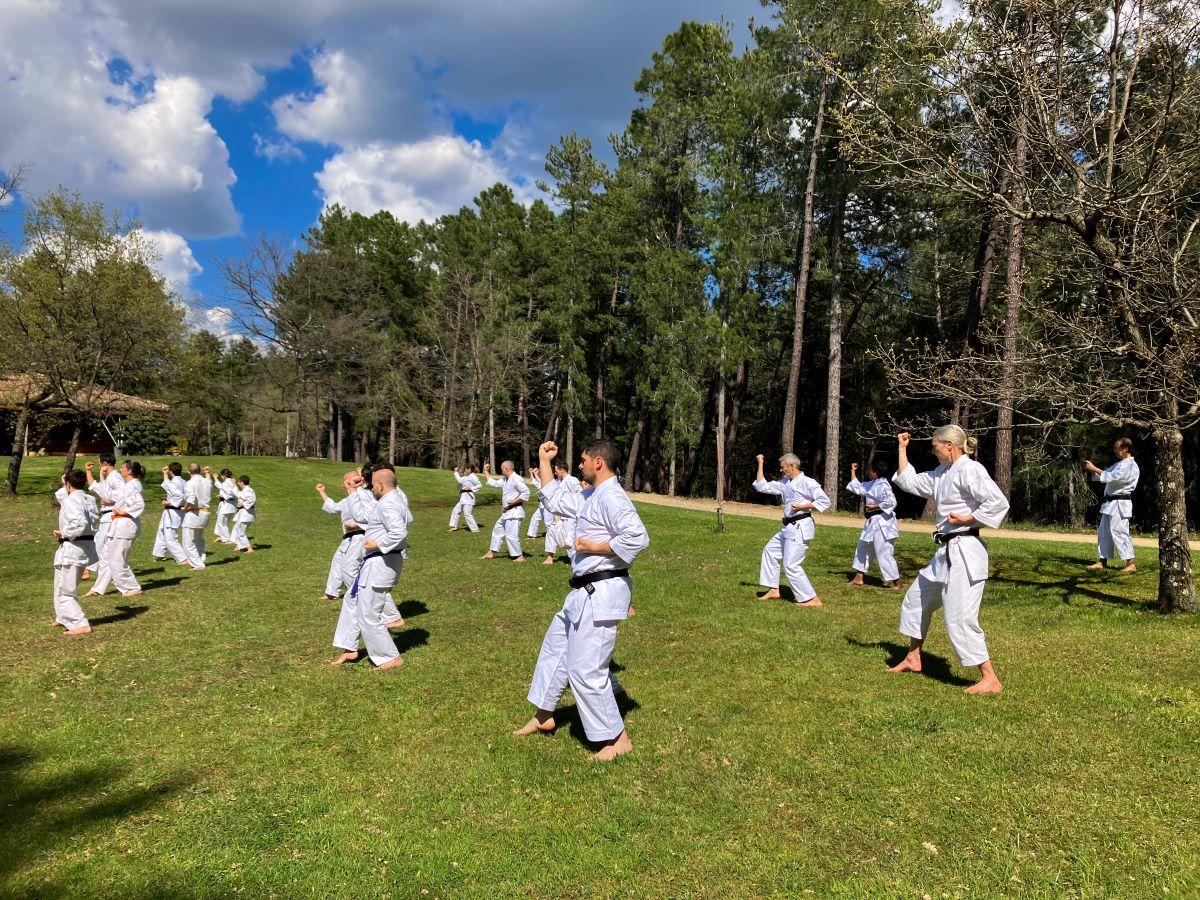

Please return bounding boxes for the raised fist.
[756,453,764,464]
[315,483,326,493]
[851,462,859,474]
[897,432,911,448]
[540,441,558,459]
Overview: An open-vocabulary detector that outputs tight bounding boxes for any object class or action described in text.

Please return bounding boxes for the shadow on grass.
[137,567,165,576]
[989,554,1156,612]
[0,743,195,883]
[251,543,272,551]
[397,600,428,619]
[204,557,238,567]
[844,636,973,687]
[393,627,429,656]
[89,604,149,627]
[737,581,797,601]
[143,576,185,591]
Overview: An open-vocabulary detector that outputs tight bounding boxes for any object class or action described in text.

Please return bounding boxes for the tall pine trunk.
[822,167,848,504]
[780,78,827,455]
[4,405,33,496]
[623,397,649,492]
[1154,416,1197,613]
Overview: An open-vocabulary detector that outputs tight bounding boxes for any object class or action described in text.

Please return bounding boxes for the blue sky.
[0,0,762,336]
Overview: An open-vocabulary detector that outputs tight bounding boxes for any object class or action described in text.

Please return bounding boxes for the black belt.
[933,528,981,569]
[569,569,630,591]
[59,534,94,544]
[460,488,474,494]
[165,504,181,511]
[782,510,813,526]
[361,549,404,563]
[340,527,366,542]
[1107,493,1133,499]
[865,507,886,519]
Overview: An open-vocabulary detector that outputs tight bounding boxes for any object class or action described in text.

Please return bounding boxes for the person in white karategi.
[1083,438,1140,574]
[83,452,123,584]
[88,459,146,597]
[357,464,407,628]
[541,461,583,565]
[213,469,238,543]
[329,468,410,671]
[752,452,832,606]
[151,461,189,564]
[317,471,366,600]
[232,475,256,552]
[481,460,530,562]
[526,469,546,540]
[52,469,100,634]
[449,465,481,532]
[181,463,213,570]
[847,461,902,590]
[515,439,649,761]
[890,426,1010,694]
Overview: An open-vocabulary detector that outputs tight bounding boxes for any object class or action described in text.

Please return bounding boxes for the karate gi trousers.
[853,532,900,582]
[1097,512,1135,562]
[899,554,990,667]
[759,522,817,602]
[92,533,140,595]
[527,506,545,538]
[152,509,187,563]
[490,517,523,557]
[449,494,479,531]
[214,507,235,541]
[527,585,625,742]
[182,512,210,568]
[334,553,403,665]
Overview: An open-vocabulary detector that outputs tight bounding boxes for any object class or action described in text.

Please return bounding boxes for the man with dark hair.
[1083,438,1140,573]
[182,463,213,570]
[52,470,100,634]
[152,461,189,564]
[450,464,481,532]
[213,469,239,543]
[233,475,256,552]
[84,452,122,582]
[515,438,649,762]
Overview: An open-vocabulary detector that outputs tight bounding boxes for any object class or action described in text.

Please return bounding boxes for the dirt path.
[630,491,1179,550]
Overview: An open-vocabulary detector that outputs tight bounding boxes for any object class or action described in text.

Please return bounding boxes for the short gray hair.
[779,453,801,468]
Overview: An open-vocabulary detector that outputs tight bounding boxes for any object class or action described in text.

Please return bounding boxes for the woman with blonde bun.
[890,425,1009,694]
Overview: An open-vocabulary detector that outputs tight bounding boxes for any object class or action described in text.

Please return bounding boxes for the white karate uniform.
[487,472,530,557]
[52,487,100,629]
[754,472,832,602]
[214,477,239,541]
[333,487,411,665]
[151,474,189,563]
[352,486,402,622]
[527,474,545,538]
[321,493,366,597]
[847,475,901,582]
[182,474,213,569]
[232,485,256,550]
[91,477,144,595]
[893,455,1010,667]
[527,476,649,742]
[87,469,124,576]
[449,472,481,531]
[542,475,583,558]
[1092,457,1139,562]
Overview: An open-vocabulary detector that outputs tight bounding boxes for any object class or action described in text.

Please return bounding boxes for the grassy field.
[1,455,1197,898]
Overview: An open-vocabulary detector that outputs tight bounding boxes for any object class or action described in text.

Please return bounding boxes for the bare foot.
[64,625,92,636]
[543,556,554,565]
[244,547,254,554]
[514,556,526,563]
[153,556,166,562]
[81,570,92,581]
[321,594,338,601]
[627,605,636,617]
[481,552,495,560]
[796,597,824,607]
[757,588,782,600]
[889,580,902,591]
[848,575,865,586]
[375,655,405,671]
[888,652,922,674]
[384,618,405,630]
[590,731,633,762]
[190,566,204,571]
[329,651,362,666]
[1085,561,1105,570]
[964,676,1003,694]
[1120,563,1137,574]
[513,713,557,736]
[83,591,103,598]
[121,590,142,597]
[449,527,458,532]
[50,620,63,628]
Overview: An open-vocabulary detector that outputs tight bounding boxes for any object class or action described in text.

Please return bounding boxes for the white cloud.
[315,135,532,224]
[273,49,377,146]
[139,229,202,299]
[253,134,304,163]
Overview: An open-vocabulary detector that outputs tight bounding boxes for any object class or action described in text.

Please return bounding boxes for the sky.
[0,0,764,337]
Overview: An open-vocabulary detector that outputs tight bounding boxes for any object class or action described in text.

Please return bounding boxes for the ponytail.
[932,425,976,456]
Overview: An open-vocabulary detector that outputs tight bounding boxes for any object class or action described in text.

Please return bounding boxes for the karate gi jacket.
[847,476,900,542]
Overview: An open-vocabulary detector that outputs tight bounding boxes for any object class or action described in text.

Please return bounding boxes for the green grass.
[1,455,1197,898]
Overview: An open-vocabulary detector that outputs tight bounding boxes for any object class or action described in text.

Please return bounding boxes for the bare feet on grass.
[481,551,495,560]
[329,651,362,666]
[757,588,782,600]
[375,656,404,671]
[848,574,865,587]
[888,651,922,674]
[513,555,526,563]
[965,676,1003,694]
[513,711,556,736]
[543,556,554,565]
[64,625,92,636]
[1120,562,1137,574]
[1086,561,1105,570]
[889,580,902,591]
[591,730,633,762]
[796,597,823,607]
[384,618,405,630]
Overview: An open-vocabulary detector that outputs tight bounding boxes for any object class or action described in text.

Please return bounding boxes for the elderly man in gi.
[890,426,1010,694]
[329,468,411,671]
[83,452,123,583]
[481,460,530,562]
[181,463,213,570]
[151,461,189,564]
[515,439,649,762]
[1083,438,1140,574]
[317,471,366,601]
[752,452,832,606]
[846,461,902,589]
[52,469,100,634]
[450,464,482,532]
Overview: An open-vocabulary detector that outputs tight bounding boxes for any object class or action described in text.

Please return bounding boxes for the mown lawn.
[0,455,1197,898]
